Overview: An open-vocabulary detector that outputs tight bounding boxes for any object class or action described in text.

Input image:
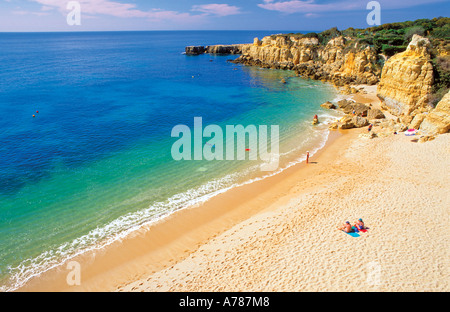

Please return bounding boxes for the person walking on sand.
[338,221,353,233]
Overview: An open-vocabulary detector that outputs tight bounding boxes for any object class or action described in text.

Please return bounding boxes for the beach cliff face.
[186,33,449,135]
[420,90,450,134]
[377,35,435,116]
[234,35,381,86]
[235,34,449,135]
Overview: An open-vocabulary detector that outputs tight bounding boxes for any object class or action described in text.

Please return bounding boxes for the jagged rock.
[338,115,355,129]
[186,46,206,55]
[336,100,369,116]
[338,115,369,129]
[418,135,436,143]
[321,101,337,109]
[367,108,385,120]
[352,116,370,128]
[329,122,339,130]
[359,132,377,139]
[409,113,427,130]
[187,34,447,140]
[231,35,380,86]
[352,103,370,117]
[253,37,262,46]
[380,119,396,128]
[206,45,247,54]
[420,91,450,134]
[394,123,409,132]
[377,35,434,116]
[341,85,352,95]
[378,119,408,133]
[401,115,414,126]
[337,99,355,113]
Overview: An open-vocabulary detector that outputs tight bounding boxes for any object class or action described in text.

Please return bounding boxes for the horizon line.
[0,29,323,34]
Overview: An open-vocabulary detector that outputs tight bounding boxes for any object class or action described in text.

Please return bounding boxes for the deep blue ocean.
[0,31,340,291]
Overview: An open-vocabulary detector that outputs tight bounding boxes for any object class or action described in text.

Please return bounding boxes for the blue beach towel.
[341,229,360,237]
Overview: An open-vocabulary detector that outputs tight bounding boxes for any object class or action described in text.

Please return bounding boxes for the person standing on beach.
[306,152,310,164]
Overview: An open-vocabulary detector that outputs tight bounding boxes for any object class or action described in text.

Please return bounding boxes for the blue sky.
[0,0,449,32]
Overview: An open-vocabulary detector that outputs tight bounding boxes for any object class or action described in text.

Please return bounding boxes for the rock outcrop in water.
[185,46,207,55]
[186,44,249,55]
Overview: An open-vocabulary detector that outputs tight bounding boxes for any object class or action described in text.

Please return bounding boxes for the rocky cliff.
[186,44,250,55]
[420,90,450,134]
[186,32,449,136]
[233,35,381,86]
[377,35,435,116]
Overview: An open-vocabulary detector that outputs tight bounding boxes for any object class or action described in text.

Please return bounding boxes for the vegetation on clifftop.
[283,17,450,103]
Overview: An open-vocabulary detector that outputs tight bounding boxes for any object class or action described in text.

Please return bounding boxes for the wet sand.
[17,86,449,292]
[118,130,449,292]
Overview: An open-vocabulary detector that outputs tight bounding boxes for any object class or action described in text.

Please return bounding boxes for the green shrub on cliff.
[381,44,407,57]
[303,32,319,39]
[404,26,426,42]
[318,27,341,45]
[431,56,450,106]
[431,24,450,39]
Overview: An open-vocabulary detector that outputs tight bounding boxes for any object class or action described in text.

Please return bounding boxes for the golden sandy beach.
[118,132,449,292]
[18,86,449,292]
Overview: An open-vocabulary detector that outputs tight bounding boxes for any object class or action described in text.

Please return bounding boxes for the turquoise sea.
[0,31,340,291]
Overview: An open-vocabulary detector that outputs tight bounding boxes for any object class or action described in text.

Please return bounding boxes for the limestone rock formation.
[232,35,380,86]
[367,108,386,120]
[420,91,450,134]
[321,101,337,109]
[336,99,370,116]
[331,114,370,130]
[186,32,448,139]
[409,113,427,130]
[185,44,249,55]
[206,44,249,54]
[185,46,206,55]
[377,35,435,116]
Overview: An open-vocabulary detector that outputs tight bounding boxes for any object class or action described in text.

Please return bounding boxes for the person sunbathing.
[338,221,353,233]
[354,218,366,230]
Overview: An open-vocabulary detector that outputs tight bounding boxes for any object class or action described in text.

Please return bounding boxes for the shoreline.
[15,85,449,292]
[11,77,342,292]
[16,122,348,292]
[116,102,449,291]
[5,81,336,292]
